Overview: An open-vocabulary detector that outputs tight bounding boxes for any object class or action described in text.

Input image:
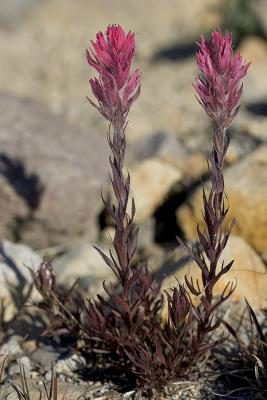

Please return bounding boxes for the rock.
[31,345,61,370]
[129,158,182,223]
[231,37,267,143]
[0,93,109,248]
[137,219,156,250]
[100,226,116,247]
[0,336,23,356]
[232,109,267,142]
[9,356,32,377]
[53,243,116,296]
[55,354,86,375]
[236,36,267,103]
[129,131,207,181]
[21,340,37,354]
[101,219,155,252]
[162,235,267,309]
[225,129,262,164]
[129,130,259,177]
[235,37,267,142]
[0,240,42,321]
[177,145,267,254]
[30,371,39,379]
[229,37,267,147]
[53,224,157,297]
[238,36,267,63]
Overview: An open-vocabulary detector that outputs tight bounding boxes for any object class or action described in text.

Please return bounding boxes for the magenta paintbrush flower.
[194,29,250,127]
[86,24,141,121]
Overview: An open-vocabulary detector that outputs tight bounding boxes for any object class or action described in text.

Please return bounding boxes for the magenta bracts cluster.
[86,25,141,121]
[194,29,250,127]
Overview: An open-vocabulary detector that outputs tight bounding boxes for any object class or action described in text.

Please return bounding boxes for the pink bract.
[194,29,250,127]
[86,24,141,121]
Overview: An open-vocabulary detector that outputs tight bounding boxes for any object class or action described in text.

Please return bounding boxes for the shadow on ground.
[246,101,267,117]
[152,41,198,62]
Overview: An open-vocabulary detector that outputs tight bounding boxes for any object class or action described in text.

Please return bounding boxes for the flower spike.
[86,24,141,122]
[194,29,250,127]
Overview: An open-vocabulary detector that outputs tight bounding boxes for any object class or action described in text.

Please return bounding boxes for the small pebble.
[44,370,52,381]
[30,371,39,379]
[0,337,23,356]
[22,340,37,353]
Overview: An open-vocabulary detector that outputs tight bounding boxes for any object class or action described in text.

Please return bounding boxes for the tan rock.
[130,158,182,223]
[231,39,267,142]
[177,145,267,253]
[238,36,267,63]
[21,340,37,353]
[233,110,267,142]
[181,153,208,180]
[162,235,267,310]
[236,36,267,103]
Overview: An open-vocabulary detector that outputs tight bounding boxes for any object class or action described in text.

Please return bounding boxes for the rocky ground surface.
[1,0,267,399]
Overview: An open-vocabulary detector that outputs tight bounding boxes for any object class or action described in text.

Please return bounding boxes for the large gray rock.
[0,93,109,248]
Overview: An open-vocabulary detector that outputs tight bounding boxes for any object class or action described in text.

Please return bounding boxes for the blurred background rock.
[0,0,267,309]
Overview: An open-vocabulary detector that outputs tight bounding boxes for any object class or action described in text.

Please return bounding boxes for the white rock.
[55,354,86,374]
[53,243,116,296]
[0,240,42,321]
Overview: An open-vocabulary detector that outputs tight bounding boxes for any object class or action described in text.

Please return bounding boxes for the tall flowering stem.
[178,30,250,344]
[85,25,161,354]
[86,25,141,285]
